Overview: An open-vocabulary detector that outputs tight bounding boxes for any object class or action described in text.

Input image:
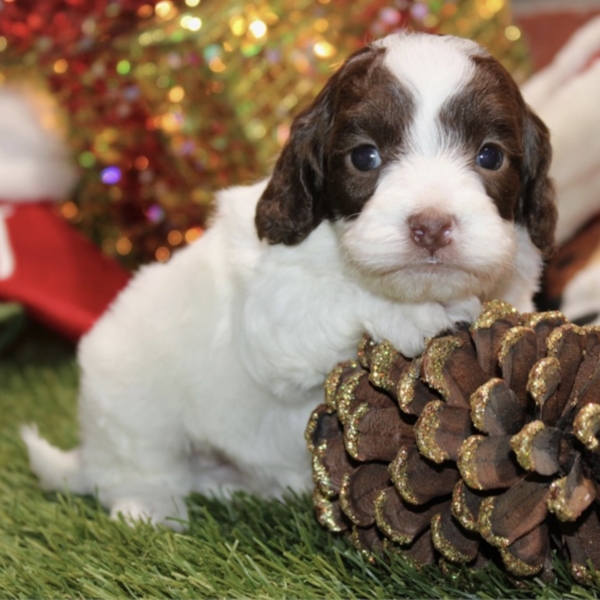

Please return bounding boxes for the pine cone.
[306,300,600,583]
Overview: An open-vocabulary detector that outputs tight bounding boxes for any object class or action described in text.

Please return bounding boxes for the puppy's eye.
[350,145,382,172]
[476,144,504,170]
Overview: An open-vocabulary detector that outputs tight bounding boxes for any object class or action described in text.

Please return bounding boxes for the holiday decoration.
[306,300,600,583]
[522,13,600,247]
[0,0,530,267]
[522,15,600,327]
[0,85,130,340]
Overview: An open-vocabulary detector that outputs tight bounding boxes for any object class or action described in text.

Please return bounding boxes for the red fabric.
[0,201,130,340]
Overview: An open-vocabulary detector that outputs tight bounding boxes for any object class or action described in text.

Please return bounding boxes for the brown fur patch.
[255,45,415,244]
[440,54,556,257]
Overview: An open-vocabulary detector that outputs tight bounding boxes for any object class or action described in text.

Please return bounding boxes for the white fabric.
[0,85,76,202]
[0,205,14,280]
[523,14,600,244]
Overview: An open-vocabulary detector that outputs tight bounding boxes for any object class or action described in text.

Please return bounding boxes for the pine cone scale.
[374,487,447,545]
[339,463,391,527]
[422,334,486,408]
[500,522,550,577]
[415,401,473,463]
[312,436,353,497]
[346,404,414,462]
[478,479,550,548]
[312,488,350,532]
[458,435,523,490]
[527,357,561,410]
[543,325,586,424]
[510,420,562,475]
[390,445,460,505]
[397,362,436,416]
[547,455,597,521]
[562,505,600,583]
[451,480,484,532]
[499,326,539,408]
[430,510,479,563]
[470,378,527,436]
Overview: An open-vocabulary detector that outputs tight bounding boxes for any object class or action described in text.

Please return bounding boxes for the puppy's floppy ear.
[518,107,557,258]
[254,81,334,245]
[255,45,378,245]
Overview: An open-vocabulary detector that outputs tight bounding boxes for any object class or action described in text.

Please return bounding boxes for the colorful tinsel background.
[0,0,530,267]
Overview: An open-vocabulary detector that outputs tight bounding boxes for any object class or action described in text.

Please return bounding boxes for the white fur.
[22,33,545,531]
[339,153,520,305]
[376,34,484,156]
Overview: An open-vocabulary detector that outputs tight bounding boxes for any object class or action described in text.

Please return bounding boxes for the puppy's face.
[256,33,556,303]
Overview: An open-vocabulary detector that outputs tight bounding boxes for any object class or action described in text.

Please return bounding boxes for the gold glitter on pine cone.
[305,300,600,583]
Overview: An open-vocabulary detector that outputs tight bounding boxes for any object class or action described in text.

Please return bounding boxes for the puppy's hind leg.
[81,441,194,531]
[23,421,194,531]
[102,482,190,532]
[82,439,195,531]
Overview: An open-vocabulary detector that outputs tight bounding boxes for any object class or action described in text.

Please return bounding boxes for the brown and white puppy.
[22,32,556,531]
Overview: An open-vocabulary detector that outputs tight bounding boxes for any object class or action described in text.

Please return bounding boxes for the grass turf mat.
[1,326,599,598]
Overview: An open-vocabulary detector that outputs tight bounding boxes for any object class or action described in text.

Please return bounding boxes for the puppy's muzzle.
[408,210,455,254]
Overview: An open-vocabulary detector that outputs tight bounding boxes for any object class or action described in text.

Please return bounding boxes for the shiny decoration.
[100,166,123,185]
[0,0,530,266]
[306,301,600,583]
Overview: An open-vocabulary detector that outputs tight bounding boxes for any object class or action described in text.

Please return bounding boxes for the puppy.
[22,32,556,531]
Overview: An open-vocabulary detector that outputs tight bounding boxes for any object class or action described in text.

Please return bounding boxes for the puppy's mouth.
[373,258,472,277]
[345,246,481,279]
[407,251,462,269]
[404,261,469,275]
[404,245,477,271]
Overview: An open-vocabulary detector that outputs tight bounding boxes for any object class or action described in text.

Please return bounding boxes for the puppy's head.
[255,33,556,303]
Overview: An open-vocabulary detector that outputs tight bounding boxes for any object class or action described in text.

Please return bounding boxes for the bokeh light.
[101,167,122,185]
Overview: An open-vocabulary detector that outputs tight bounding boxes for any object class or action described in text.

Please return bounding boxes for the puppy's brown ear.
[518,108,557,259]
[254,85,333,245]
[255,45,380,245]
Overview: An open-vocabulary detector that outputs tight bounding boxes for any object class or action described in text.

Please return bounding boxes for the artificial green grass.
[1,326,599,598]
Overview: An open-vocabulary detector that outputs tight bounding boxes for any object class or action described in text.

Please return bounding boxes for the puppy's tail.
[20,425,91,495]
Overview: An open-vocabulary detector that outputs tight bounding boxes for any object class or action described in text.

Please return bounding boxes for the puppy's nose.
[408,211,455,253]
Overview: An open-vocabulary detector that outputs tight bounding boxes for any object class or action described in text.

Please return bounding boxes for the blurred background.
[513,0,600,68]
[1,0,600,345]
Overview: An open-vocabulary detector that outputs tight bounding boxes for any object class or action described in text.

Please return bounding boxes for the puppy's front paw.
[370,298,483,358]
[443,296,482,325]
[110,495,189,532]
[365,304,436,357]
